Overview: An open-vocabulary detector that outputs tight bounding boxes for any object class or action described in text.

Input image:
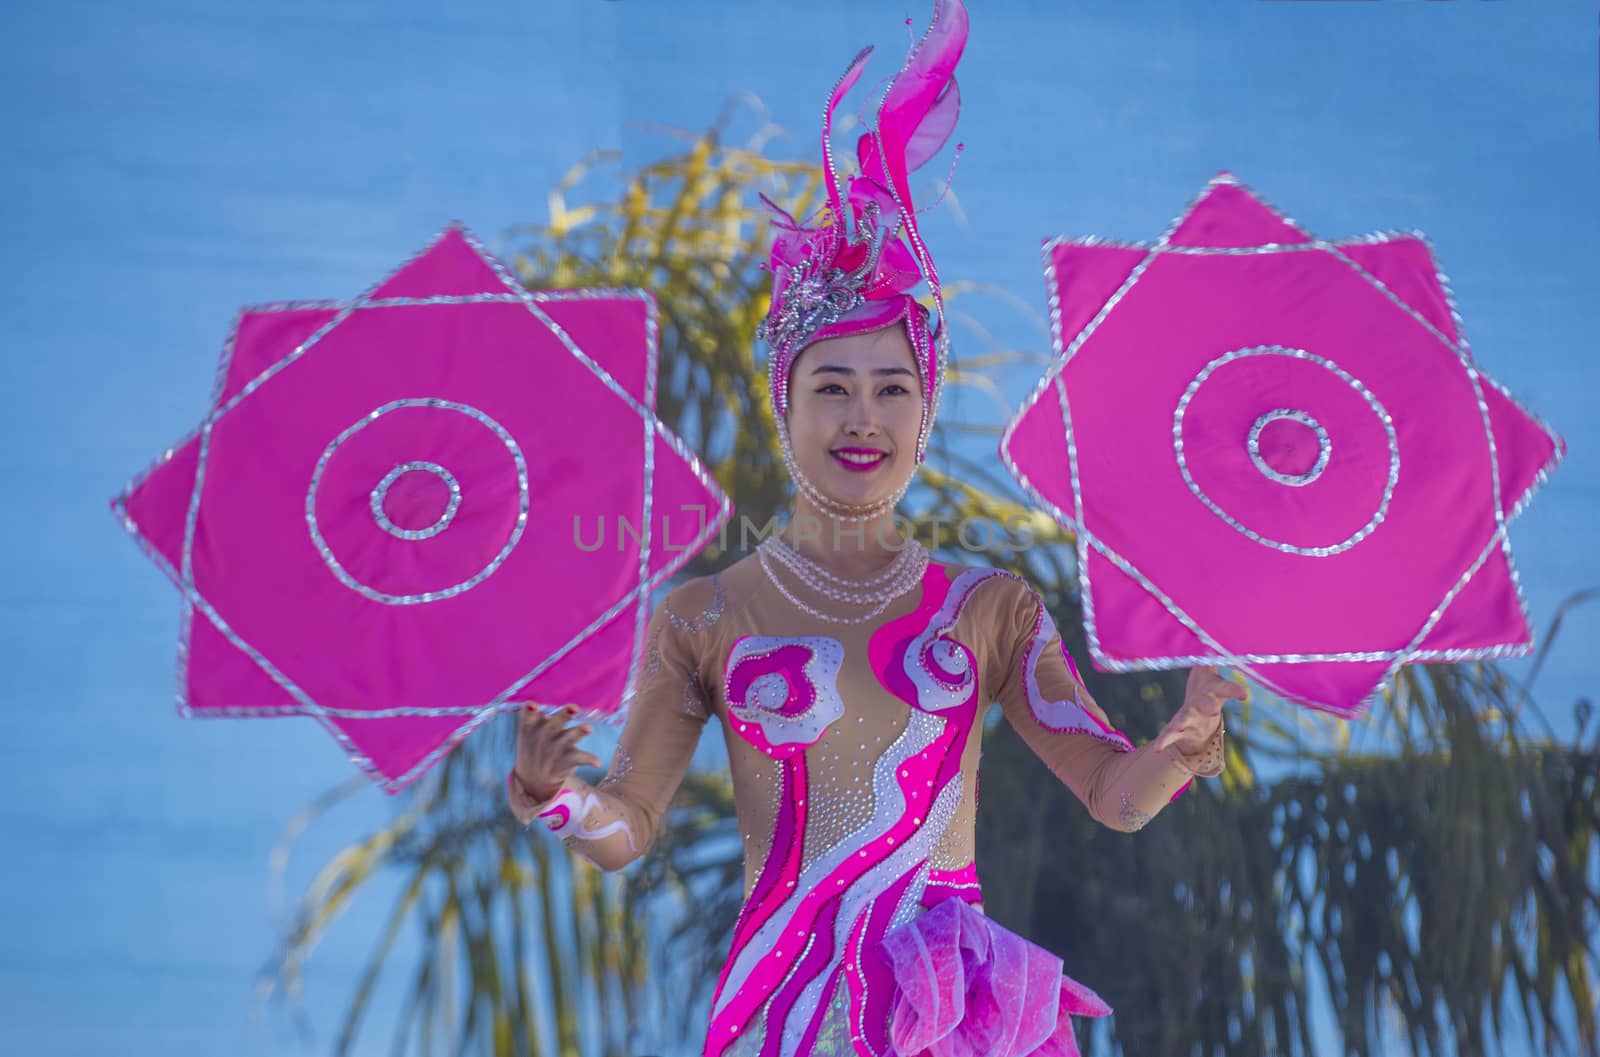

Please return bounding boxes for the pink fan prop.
[1001,173,1565,717]
[112,225,730,791]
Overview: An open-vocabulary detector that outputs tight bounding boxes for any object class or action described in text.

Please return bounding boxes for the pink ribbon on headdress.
[855,0,967,301]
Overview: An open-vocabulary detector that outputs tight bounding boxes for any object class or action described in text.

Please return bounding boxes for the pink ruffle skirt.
[879,897,1111,1057]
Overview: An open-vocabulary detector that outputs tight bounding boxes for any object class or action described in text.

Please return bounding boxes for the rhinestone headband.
[756,198,895,362]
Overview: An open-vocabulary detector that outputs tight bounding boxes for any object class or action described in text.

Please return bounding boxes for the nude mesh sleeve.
[508,581,717,868]
[989,579,1224,833]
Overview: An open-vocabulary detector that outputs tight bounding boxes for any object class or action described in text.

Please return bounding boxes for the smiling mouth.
[831,449,888,472]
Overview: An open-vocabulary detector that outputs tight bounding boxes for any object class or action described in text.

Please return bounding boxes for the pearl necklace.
[758,536,928,625]
[764,533,919,591]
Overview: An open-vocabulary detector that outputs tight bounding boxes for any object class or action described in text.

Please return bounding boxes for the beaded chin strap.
[775,299,941,523]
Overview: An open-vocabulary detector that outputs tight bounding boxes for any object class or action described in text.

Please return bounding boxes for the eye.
[817,383,848,395]
[880,383,911,396]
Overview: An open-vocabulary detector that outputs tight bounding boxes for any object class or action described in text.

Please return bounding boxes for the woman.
[510,2,1239,1053]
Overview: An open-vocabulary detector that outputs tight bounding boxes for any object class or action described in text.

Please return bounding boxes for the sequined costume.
[508,3,1229,1051]
[510,553,1224,1055]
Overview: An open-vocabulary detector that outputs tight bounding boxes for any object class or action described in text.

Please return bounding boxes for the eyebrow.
[808,365,918,377]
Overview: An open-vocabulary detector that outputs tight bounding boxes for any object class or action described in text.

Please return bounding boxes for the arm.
[990,579,1225,833]
[508,579,719,869]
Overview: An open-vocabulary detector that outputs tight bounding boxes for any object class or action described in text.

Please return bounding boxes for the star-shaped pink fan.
[1001,173,1565,717]
[113,225,730,791]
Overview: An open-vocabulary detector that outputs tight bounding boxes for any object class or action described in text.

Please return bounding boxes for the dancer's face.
[785,324,924,508]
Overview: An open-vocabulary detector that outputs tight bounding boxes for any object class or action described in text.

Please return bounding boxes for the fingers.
[1159,667,1246,751]
[1187,667,1249,706]
[518,704,588,741]
[1193,668,1237,697]
[553,722,594,749]
[512,703,602,797]
[520,702,579,728]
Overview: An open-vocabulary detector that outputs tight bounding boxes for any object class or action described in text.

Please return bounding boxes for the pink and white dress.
[511,554,1224,1056]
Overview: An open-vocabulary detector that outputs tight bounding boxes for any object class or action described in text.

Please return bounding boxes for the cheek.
[803,386,849,417]
[893,398,925,438]
[783,400,825,447]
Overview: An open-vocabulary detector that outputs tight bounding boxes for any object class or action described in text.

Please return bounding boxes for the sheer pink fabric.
[881,897,1110,1057]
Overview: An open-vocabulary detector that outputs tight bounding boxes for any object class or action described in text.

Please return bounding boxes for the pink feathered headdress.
[760,0,968,465]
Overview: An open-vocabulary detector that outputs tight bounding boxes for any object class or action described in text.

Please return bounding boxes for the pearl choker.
[758,534,928,625]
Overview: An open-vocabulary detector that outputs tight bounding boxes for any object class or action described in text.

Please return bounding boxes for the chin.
[813,461,909,508]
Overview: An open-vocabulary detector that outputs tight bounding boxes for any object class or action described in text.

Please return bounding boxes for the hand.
[1155,666,1247,755]
[512,704,603,803]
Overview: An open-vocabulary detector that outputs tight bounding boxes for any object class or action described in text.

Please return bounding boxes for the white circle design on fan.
[1247,409,1331,487]
[306,398,529,605]
[1173,346,1398,557]
[370,460,462,540]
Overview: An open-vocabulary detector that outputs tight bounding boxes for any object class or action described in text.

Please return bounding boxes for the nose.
[843,396,882,439]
